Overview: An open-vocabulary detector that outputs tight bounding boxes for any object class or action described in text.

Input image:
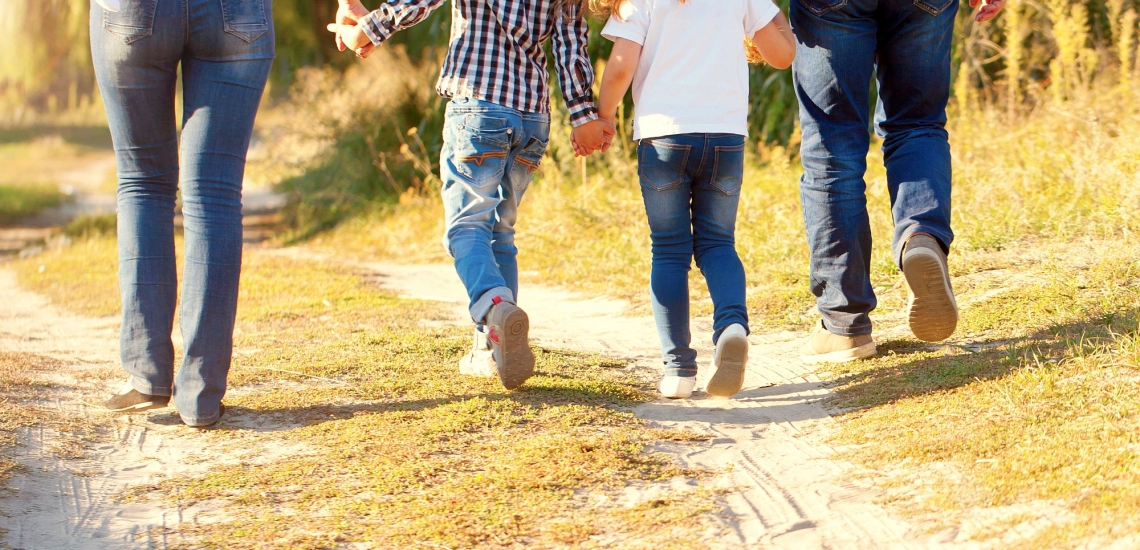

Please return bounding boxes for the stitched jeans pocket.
[446,113,512,183]
[221,0,269,42]
[796,0,847,16]
[913,0,955,15]
[103,0,158,44]
[710,144,745,196]
[638,140,690,191]
[510,136,548,196]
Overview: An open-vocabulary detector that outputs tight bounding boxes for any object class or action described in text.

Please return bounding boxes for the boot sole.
[489,303,535,390]
[707,333,749,397]
[903,248,958,342]
[800,341,877,365]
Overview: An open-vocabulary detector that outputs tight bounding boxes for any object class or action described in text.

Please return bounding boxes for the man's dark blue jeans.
[792,0,958,336]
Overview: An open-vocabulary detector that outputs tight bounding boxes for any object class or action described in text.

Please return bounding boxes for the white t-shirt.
[601,0,780,141]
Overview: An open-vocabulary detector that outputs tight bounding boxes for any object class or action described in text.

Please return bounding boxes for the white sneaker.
[458,328,497,378]
[707,323,749,397]
[659,375,696,399]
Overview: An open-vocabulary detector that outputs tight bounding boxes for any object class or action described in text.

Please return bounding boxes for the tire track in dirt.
[1,246,1078,548]
[0,269,308,549]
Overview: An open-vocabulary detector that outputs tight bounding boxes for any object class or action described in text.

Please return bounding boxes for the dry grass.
[0,129,115,190]
[817,239,1140,546]
[15,237,120,317]
[0,351,101,538]
[11,239,726,548]
[285,88,1140,546]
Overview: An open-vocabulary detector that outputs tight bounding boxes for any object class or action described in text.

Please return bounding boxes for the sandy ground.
[365,262,942,548]
[0,268,317,549]
[0,249,1082,549]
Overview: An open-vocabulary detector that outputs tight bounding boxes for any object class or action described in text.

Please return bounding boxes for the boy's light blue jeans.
[638,133,750,378]
[91,0,274,425]
[440,97,549,325]
[792,0,958,337]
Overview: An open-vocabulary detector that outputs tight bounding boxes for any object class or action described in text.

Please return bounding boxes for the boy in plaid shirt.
[330,0,614,390]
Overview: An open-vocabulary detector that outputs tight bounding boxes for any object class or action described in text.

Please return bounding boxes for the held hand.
[326,23,373,56]
[969,0,1004,22]
[335,0,371,51]
[570,119,616,157]
[598,116,616,153]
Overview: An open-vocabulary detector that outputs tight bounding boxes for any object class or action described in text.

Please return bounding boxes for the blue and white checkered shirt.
[361,0,599,126]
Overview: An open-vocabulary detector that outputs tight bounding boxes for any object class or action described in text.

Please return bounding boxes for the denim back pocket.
[510,135,548,196]
[709,143,745,196]
[446,112,513,183]
[796,0,847,16]
[638,139,690,191]
[103,0,158,44]
[221,0,270,42]
[460,114,513,149]
[913,0,956,15]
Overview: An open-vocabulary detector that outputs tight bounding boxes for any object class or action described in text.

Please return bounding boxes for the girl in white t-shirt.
[596,0,794,399]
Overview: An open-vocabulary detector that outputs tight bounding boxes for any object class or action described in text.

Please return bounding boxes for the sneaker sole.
[106,400,169,413]
[489,304,535,390]
[707,333,749,397]
[903,248,959,342]
[800,341,878,365]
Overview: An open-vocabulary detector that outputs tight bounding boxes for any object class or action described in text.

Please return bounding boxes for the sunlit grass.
[12,238,722,548]
[820,240,1140,546]
[0,131,116,192]
[284,88,1140,546]
[14,237,120,317]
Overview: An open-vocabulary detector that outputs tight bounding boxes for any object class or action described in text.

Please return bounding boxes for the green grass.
[0,183,63,225]
[12,239,724,548]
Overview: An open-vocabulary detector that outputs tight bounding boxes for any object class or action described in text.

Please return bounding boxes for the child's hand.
[969,0,1004,22]
[335,0,371,51]
[570,119,616,157]
[326,22,375,58]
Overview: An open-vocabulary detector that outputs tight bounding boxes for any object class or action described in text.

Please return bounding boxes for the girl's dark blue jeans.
[638,133,750,378]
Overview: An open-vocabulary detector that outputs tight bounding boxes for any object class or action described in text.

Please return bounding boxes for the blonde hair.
[590,0,767,65]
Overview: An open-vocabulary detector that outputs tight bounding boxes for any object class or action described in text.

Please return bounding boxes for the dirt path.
[0,250,959,549]
[0,265,320,549]
[361,261,954,548]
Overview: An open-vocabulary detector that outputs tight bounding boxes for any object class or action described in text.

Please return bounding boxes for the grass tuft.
[12,237,724,547]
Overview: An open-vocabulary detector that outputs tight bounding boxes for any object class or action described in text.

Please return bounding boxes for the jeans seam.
[913,0,953,15]
[639,141,690,191]
[797,0,848,16]
[710,144,745,196]
[693,137,709,178]
[220,0,269,42]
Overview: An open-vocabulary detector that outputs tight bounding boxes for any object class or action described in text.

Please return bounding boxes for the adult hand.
[571,119,616,157]
[598,117,616,153]
[970,0,1004,23]
[326,23,373,56]
[335,0,371,51]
